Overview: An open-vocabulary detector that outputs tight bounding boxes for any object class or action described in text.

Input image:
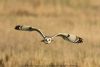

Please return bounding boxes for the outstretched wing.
[15,25,45,38]
[52,33,83,43]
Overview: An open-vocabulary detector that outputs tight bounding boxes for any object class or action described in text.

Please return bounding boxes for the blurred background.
[0,0,100,67]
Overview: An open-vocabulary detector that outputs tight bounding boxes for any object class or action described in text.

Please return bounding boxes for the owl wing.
[52,33,83,43]
[15,25,45,39]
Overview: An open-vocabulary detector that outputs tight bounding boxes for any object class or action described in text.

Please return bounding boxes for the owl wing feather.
[52,33,83,43]
[15,25,45,39]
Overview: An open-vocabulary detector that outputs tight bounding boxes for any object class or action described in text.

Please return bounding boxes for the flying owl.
[15,25,83,44]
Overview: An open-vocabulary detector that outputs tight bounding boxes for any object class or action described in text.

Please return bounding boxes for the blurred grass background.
[0,0,100,67]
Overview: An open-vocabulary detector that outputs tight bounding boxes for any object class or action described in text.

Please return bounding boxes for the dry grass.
[0,0,100,67]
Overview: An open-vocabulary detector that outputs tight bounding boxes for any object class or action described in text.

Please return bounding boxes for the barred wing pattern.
[15,25,83,44]
[52,33,83,43]
[15,25,45,39]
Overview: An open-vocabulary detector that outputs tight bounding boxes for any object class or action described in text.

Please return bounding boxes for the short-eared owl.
[15,25,83,44]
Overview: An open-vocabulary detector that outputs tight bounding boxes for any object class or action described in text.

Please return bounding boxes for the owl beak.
[15,25,21,30]
[77,37,83,43]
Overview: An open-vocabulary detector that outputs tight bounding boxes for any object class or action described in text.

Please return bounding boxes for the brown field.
[0,0,100,67]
